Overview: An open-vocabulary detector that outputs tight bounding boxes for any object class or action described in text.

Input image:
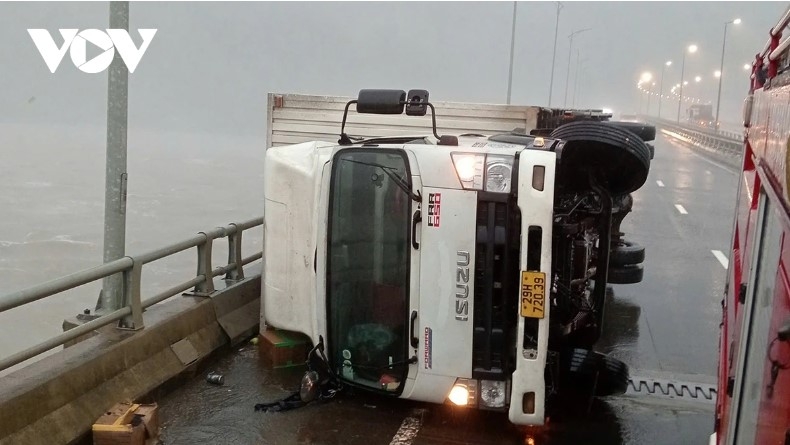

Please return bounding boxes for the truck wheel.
[612,193,633,214]
[610,241,645,266]
[607,264,644,284]
[596,354,630,396]
[550,121,651,196]
[601,121,656,142]
[560,349,630,397]
[560,348,600,395]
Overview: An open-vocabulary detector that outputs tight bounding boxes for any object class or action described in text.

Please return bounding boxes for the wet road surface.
[158,133,737,444]
[158,342,713,445]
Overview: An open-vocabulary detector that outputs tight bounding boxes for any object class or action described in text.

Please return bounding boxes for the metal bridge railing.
[641,116,744,156]
[0,216,264,373]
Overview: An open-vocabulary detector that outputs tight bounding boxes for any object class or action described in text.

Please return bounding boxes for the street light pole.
[640,87,645,115]
[715,18,741,130]
[572,49,580,107]
[677,52,686,123]
[573,55,587,107]
[548,2,563,106]
[99,0,129,313]
[677,44,697,123]
[506,1,517,105]
[647,82,656,115]
[564,27,591,107]
[658,60,671,119]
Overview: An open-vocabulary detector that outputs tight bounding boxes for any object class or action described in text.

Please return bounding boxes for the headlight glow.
[448,385,470,406]
[447,378,477,407]
[454,156,478,182]
[451,153,514,193]
[451,153,485,190]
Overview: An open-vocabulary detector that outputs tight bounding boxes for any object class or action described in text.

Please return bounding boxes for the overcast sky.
[0,1,785,139]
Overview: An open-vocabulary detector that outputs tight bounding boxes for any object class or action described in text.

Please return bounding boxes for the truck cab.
[262,89,653,425]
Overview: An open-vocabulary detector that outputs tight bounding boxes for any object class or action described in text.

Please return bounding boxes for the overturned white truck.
[262,90,654,425]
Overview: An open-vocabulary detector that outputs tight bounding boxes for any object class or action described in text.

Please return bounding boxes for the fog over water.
[0,1,784,361]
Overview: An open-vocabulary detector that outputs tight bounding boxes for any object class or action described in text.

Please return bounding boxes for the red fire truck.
[713,6,790,444]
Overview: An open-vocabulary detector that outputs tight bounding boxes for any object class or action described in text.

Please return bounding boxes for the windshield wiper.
[340,158,422,202]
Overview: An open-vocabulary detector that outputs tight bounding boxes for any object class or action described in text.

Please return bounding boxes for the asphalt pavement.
[157,132,738,445]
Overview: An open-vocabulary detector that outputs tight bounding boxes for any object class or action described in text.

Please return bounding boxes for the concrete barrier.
[0,275,260,445]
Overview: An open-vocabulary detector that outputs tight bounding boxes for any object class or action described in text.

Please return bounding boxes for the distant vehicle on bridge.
[687,104,715,128]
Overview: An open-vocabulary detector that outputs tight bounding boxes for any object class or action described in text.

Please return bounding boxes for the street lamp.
[715,18,741,130]
[564,27,592,107]
[695,76,702,82]
[677,44,698,123]
[658,60,672,118]
[743,63,751,70]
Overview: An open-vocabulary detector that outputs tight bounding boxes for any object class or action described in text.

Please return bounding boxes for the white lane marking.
[712,250,729,269]
[675,204,688,214]
[389,409,426,445]
[656,180,665,187]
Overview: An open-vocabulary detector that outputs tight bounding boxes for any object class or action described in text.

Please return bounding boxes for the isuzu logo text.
[455,251,470,321]
[28,29,157,73]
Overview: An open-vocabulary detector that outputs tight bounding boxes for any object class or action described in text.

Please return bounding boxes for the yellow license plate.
[520,271,546,319]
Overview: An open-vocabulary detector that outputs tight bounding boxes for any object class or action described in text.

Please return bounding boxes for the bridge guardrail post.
[225,223,245,281]
[191,230,218,296]
[119,258,144,330]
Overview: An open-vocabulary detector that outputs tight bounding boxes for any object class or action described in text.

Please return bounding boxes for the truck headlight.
[485,157,513,193]
[479,380,507,408]
[451,153,485,190]
[451,153,515,193]
[447,378,477,407]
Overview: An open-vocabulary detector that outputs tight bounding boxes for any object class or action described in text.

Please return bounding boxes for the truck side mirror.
[405,89,429,116]
[356,89,407,114]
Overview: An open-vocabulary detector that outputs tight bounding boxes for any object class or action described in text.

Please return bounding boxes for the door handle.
[412,210,422,250]
[410,310,419,348]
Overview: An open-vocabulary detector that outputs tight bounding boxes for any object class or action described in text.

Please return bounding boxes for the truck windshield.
[327,149,411,393]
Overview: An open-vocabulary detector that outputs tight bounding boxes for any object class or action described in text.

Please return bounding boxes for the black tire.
[610,241,645,266]
[560,348,600,395]
[551,121,651,196]
[602,121,656,142]
[612,193,633,214]
[607,264,644,284]
[596,354,630,396]
[560,349,630,397]
[646,142,655,159]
